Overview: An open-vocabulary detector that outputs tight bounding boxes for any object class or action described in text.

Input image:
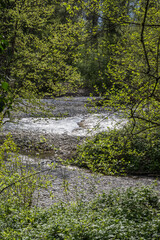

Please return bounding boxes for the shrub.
[0,134,54,209]
[74,125,160,175]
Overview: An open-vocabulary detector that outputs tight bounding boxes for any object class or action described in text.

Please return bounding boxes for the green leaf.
[0,45,4,51]
[1,82,9,91]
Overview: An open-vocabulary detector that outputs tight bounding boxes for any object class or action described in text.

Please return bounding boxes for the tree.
[101,0,160,134]
[75,0,127,91]
[74,0,160,175]
[0,0,84,122]
[0,0,82,95]
[0,32,12,122]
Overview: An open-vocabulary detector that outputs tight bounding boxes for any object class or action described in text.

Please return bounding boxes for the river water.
[2,97,126,136]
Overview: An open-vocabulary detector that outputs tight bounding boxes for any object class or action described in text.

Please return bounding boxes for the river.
[2,97,126,136]
[1,97,159,207]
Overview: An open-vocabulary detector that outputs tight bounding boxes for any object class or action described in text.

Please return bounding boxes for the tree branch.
[131,115,160,126]
[141,0,150,74]
[0,168,53,195]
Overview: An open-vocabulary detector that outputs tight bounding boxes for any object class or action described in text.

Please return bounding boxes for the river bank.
[1,96,159,207]
[1,97,125,158]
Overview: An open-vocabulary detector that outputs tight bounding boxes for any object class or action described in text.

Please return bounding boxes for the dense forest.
[0,0,160,124]
[0,0,160,239]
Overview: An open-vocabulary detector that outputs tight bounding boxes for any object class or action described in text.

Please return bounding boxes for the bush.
[0,134,54,210]
[74,126,160,175]
[0,186,160,239]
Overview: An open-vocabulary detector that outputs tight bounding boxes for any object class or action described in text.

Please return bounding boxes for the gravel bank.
[1,128,160,208]
[1,129,158,208]
[20,155,160,208]
[1,96,160,207]
[0,130,85,161]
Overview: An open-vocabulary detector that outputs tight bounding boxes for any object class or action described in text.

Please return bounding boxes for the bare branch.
[132,115,160,126]
[118,21,160,28]
[156,36,160,78]
[148,37,160,98]
[141,0,150,74]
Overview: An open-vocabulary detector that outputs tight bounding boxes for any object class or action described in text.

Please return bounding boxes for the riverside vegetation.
[0,0,160,239]
[74,125,160,176]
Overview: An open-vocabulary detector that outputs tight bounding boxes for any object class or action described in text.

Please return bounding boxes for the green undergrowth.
[0,134,160,239]
[0,134,54,207]
[74,126,160,175]
[0,186,160,239]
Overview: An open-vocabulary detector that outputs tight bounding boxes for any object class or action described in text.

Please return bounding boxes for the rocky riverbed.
[1,97,125,159]
[0,97,160,207]
[16,154,160,208]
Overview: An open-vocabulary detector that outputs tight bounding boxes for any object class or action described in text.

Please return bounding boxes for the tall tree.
[76,0,128,91]
[104,0,160,133]
[0,0,81,99]
[0,0,84,121]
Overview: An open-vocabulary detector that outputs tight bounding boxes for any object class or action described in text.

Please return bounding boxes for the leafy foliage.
[102,0,160,132]
[0,186,160,239]
[0,0,81,95]
[75,0,125,91]
[74,0,160,176]
[0,1,160,238]
[75,125,160,175]
[0,0,83,123]
[0,134,54,209]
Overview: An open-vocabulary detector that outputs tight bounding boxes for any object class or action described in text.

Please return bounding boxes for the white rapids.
[3,113,127,136]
